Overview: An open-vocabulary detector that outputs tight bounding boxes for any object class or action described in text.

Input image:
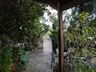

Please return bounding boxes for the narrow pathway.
[43,33,52,52]
[23,34,53,72]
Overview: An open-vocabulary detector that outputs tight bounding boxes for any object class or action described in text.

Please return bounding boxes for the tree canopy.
[0,0,47,42]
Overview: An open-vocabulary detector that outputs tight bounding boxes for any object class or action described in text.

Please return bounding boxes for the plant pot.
[9,63,15,72]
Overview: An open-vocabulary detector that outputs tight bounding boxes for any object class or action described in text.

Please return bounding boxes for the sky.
[40,6,72,28]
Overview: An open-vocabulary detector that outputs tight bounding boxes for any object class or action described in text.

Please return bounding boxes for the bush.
[24,43,32,51]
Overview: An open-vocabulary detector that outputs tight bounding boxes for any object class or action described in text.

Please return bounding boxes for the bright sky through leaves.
[40,6,72,28]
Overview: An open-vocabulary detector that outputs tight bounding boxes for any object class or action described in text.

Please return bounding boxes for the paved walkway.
[23,34,53,72]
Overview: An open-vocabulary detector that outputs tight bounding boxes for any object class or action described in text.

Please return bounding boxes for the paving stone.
[22,34,53,72]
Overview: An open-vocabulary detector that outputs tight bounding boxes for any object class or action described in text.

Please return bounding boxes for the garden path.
[22,34,53,72]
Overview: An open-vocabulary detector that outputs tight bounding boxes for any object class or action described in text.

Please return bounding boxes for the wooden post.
[58,2,64,72]
[93,0,96,14]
